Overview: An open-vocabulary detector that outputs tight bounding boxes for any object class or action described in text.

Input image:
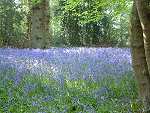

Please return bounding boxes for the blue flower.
[0,47,132,81]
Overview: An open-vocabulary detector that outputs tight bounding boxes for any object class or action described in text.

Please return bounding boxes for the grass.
[0,69,143,113]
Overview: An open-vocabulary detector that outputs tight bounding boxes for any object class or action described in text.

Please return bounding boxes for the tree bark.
[136,0,150,75]
[30,0,51,48]
[130,1,150,110]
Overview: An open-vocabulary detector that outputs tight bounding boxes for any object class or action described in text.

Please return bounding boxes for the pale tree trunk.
[31,0,51,48]
[130,1,150,110]
[136,0,150,75]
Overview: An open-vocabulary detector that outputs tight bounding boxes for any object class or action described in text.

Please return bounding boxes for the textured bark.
[130,2,150,110]
[136,0,150,76]
[31,0,51,48]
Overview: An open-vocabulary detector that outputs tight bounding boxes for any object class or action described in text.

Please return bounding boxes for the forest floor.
[0,48,144,112]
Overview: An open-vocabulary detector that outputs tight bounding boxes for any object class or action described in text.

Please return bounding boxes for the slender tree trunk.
[24,0,32,48]
[136,0,150,75]
[31,0,51,48]
[130,2,150,110]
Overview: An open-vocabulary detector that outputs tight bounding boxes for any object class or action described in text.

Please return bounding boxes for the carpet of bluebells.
[0,48,144,112]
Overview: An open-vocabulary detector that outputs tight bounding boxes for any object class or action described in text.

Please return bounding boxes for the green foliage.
[51,0,132,47]
[0,69,144,112]
[0,0,132,47]
[31,0,42,6]
[0,0,26,47]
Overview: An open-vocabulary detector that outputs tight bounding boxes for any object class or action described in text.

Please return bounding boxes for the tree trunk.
[24,0,32,48]
[30,0,51,48]
[136,0,150,75]
[130,1,150,110]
